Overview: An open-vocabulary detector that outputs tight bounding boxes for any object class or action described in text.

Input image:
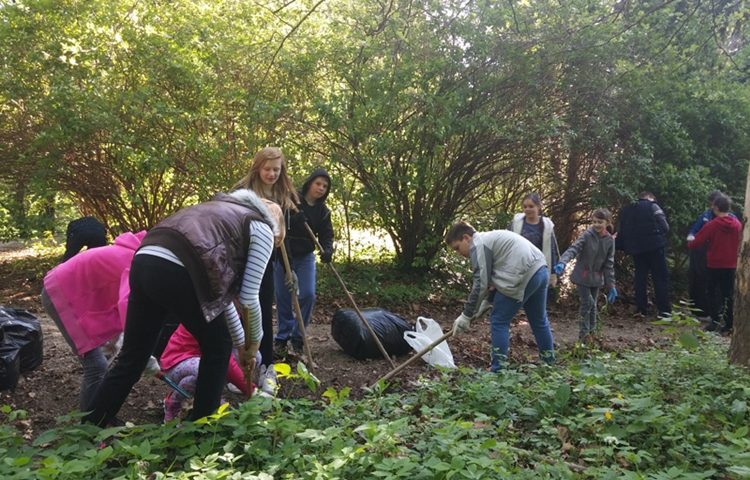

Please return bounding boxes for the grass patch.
[2,339,749,479]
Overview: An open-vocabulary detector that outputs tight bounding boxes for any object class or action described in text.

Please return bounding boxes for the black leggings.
[83,255,232,426]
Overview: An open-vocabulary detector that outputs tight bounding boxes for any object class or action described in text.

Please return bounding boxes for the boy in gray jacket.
[554,209,617,340]
[446,221,555,371]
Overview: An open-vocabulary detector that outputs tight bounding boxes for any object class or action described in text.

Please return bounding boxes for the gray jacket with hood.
[559,227,615,288]
[463,230,547,316]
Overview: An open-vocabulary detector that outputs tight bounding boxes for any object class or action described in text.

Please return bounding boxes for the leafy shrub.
[1,339,748,479]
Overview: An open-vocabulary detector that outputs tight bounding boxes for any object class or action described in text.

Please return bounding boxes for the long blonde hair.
[232,147,299,210]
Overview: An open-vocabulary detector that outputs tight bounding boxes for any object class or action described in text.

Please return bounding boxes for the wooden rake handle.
[370,329,454,389]
[278,242,316,371]
[302,222,396,369]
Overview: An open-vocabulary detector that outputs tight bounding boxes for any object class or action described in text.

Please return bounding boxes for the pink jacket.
[160,324,249,395]
[43,231,146,356]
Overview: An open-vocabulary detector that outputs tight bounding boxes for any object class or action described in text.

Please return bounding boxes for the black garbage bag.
[331,308,414,360]
[0,342,21,391]
[0,307,43,372]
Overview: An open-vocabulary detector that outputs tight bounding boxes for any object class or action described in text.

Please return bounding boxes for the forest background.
[1,0,748,275]
[2,2,750,478]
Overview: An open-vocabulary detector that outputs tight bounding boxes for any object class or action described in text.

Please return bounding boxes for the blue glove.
[553,262,565,276]
[607,287,618,304]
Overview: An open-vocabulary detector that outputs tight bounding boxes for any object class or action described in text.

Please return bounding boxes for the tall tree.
[730,162,750,367]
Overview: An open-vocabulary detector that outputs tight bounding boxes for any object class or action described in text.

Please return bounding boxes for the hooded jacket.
[43,231,147,355]
[286,168,334,258]
[688,215,742,269]
[139,189,276,322]
[559,227,615,288]
[616,199,669,255]
[160,324,250,395]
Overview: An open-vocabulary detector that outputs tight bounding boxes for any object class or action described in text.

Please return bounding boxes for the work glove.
[144,356,161,376]
[320,248,333,264]
[285,271,299,295]
[475,299,493,319]
[607,287,618,304]
[686,234,695,242]
[553,262,566,276]
[452,313,472,335]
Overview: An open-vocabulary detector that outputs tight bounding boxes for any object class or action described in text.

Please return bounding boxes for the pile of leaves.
[1,339,749,479]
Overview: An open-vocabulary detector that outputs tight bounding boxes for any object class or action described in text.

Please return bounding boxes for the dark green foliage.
[1,0,748,271]
[2,340,749,478]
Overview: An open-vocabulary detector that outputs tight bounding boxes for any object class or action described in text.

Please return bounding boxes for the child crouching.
[160,324,257,422]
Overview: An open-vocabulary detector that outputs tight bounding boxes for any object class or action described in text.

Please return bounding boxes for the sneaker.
[259,364,278,398]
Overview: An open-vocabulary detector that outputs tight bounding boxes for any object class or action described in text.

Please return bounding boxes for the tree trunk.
[729,163,750,367]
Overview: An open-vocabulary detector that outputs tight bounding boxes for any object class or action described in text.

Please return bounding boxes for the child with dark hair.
[274,168,334,357]
[554,209,617,340]
[688,194,741,334]
[446,221,555,371]
[686,190,734,318]
[63,216,107,262]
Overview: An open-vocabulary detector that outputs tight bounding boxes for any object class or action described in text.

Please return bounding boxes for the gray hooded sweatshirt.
[463,230,547,316]
[559,227,615,288]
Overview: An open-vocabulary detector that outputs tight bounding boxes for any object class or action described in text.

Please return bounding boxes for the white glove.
[453,313,472,335]
[475,300,493,319]
[686,234,695,242]
[144,356,161,375]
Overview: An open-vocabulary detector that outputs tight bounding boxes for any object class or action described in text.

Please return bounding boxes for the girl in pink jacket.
[41,231,146,411]
[160,324,254,422]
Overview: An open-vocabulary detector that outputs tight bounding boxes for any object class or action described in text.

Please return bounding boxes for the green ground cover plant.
[1,339,748,479]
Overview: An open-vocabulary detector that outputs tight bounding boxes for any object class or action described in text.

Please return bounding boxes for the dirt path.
[0,244,672,438]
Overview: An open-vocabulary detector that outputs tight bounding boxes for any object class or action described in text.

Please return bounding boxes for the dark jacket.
[287,168,334,258]
[139,192,272,322]
[616,199,669,255]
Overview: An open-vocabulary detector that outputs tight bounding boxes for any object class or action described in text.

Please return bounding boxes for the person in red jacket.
[688,194,742,334]
[159,324,257,422]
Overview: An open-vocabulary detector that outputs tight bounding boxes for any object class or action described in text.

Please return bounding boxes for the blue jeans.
[273,252,316,347]
[489,266,555,371]
[576,285,600,339]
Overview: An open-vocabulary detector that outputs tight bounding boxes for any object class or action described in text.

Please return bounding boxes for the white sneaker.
[259,364,278,398]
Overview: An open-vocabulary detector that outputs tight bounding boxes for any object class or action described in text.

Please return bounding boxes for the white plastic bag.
[403,317,456,369]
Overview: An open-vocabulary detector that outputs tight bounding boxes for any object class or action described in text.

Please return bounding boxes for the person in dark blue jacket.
[273,168,334,356]
[615,192,671,317]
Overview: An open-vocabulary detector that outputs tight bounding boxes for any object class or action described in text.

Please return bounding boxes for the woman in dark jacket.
[273,168,334,356]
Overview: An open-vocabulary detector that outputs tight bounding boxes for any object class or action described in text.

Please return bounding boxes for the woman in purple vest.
[83,189,279,427]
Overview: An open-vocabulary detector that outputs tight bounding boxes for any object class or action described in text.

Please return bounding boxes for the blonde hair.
[232,147,299,210]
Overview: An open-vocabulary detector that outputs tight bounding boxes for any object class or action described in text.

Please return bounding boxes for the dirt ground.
[0,243,673,439]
